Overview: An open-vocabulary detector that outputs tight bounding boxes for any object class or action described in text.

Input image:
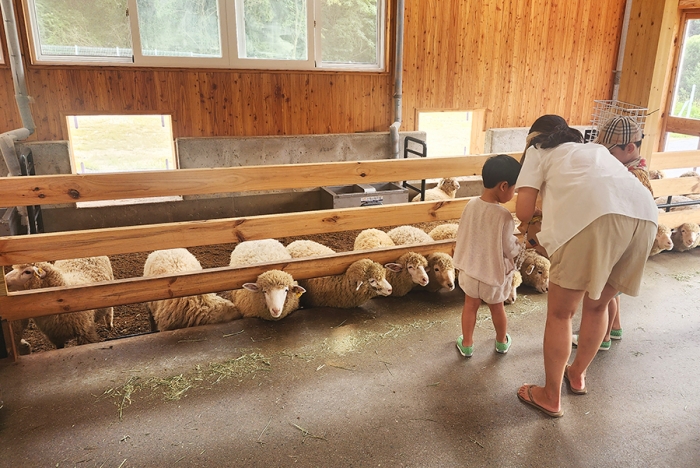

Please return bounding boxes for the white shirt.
[515,142,658,256]
[453,197,521,287]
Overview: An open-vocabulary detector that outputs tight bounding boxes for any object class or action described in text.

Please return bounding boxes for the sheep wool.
[286,240,335,258]
[387,225,433,245]
[649,224,673,256]
[229,269,305,321]
[143,248,241,331]
[353,229,396,250]
[504,270,523,305]
[428,223,459,241]
[4,257,114,349]
[384,252,429,297]
[415,252,456,292]
[412,178,460,201]
[229,239,292,267]
[519,249,550,293]
[299,259,393,308]
[671,223,700,252]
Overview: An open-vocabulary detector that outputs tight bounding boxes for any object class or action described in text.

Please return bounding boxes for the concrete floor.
[1,250,699,467]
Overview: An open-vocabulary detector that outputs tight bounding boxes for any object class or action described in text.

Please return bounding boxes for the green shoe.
[572,334,611,351]
[456,335,473,357]
[610,328,623,340]
[495,333,512,354]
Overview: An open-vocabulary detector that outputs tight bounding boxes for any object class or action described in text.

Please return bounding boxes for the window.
[418,111,474,157]
[24,0,386,71]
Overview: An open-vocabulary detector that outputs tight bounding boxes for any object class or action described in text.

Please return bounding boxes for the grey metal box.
[320,183,408,209]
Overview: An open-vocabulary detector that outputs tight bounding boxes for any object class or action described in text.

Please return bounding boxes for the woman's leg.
[604,295,618,342]
[568,283,620,390]
[518,282,584,413]
[612,295,622,331]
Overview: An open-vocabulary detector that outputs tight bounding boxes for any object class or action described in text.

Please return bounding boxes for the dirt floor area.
[20,221,452,353]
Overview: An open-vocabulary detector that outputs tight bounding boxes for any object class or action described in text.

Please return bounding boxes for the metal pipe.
[611,0,633,102]
[390,0,405,158]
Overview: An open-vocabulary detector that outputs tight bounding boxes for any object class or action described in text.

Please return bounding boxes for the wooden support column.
[617,0,681,162]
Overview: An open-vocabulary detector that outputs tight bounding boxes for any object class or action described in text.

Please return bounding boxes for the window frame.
[22,0,387,72]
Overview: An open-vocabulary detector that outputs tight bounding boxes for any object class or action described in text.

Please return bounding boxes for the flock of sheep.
[4,175,698,354]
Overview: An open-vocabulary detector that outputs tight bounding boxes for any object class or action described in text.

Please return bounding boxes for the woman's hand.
[516,187,540,224]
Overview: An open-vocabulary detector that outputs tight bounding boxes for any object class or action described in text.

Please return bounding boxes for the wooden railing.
[649,150,700,227]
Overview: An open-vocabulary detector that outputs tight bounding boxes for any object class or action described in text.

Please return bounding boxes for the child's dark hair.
[482,154,521,188]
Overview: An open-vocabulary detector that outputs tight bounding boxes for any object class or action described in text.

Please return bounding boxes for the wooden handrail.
[650,176,700,197]
[649,150,700,170]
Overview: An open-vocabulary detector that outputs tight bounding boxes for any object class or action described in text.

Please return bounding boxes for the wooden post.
[1,320,18,362]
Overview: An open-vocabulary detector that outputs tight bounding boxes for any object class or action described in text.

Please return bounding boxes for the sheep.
[649,169,664,180]
[504,270,523,305]
[387,225,433,245]
[299,259,393,308]
[4,256,115,349]
[680,170,699,177]
[353,228,396,250]
[383,252,429,297]
[286,240,335,258]
[428,223,459,241]
[228,269,306,321]
[412,177,461,201]
[655,195,700,211]
[143,248,241,331]
[415,252,456,292]
[519,249,550,293]
[649,224,673,256]
[671,223,700,252]
[229,239,291,266]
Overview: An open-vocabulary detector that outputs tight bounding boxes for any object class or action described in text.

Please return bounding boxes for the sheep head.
[438,178,460,196]
[671,223,700,251]
[243,270,305,319]
[426,252,455,291]
[520,250,550,293]
[650,224,673,256]
[350,259,393,296]
[4,262,56,291]
[392,252,429,286]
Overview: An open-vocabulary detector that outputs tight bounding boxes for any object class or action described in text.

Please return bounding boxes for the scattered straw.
[290,422,327,442]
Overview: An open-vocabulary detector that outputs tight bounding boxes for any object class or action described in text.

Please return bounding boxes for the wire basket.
[585,100,649,142]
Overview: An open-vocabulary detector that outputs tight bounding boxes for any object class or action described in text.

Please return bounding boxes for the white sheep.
[504,270,523,305]
[519,249,550,293]
[680,170,700,177]
[229,239,292,266]
[384,252,429,297]
[143,248,241,331]
[428,223,459,241]
[353,228,396,250]
[228,269,306,321]
[387,225,433,245]
[412,177,461,201]
[4,256,115,349]
[649,224,673,256]
[415,252,456,292]
[649,169,664,180]
[299,259,393,308]
[286,240,335,258]
[671,223,700,252]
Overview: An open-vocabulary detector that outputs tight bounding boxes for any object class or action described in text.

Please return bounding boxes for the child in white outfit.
[453,154,522,356]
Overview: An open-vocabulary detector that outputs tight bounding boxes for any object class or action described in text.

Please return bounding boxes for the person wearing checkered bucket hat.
[594,116,653,194]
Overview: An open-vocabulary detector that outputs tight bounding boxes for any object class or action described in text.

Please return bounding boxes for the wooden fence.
[1,151,699,360]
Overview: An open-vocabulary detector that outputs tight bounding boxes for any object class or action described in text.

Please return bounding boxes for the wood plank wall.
[0,0,626,142]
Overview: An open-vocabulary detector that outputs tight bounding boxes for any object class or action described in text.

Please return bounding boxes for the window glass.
[31,0,132,57]
[240,0,307,60]
[320,0,378,65]
[671,19,700,119]
[136,0,222,57]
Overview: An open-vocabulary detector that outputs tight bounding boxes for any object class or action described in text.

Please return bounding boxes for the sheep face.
[438,177,460,195]
[355,260,393,296]
[520,252,550,293]
[653,225,673,254]
[672,223,700,250]
[243,280,305,319]
[5,264,48,291]
[426,253,455,291]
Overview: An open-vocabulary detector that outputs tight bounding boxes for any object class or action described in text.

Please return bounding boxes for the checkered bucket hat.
[594,116,644,151]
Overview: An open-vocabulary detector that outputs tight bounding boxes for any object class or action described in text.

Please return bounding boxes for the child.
[453,154,522,357]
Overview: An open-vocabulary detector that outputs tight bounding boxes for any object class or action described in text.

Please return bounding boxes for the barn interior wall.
[0,0,626,143]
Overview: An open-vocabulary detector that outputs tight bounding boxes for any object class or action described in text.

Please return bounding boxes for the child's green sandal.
[610,328,623,340]
[456,335,474,357]
[495,333,512,354]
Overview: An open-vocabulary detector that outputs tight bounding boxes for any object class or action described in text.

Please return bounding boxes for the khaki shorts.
[549,214,656,300]
[459,269,514,304]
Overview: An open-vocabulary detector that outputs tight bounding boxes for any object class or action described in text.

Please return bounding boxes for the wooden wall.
[0,0,626,142]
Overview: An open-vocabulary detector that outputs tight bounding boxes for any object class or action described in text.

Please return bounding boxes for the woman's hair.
[521,114,583,163]
[482,154,521,188]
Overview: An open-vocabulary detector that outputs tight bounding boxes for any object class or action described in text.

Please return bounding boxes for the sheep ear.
[292,285,306,297]
[242,283,260,292]
[525,264,535,275]
[384,262,403,273]
[355,280,364,291]
[32,266,46,279]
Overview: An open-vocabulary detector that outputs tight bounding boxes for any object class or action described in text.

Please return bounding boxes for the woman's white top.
[515,142,658,256]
